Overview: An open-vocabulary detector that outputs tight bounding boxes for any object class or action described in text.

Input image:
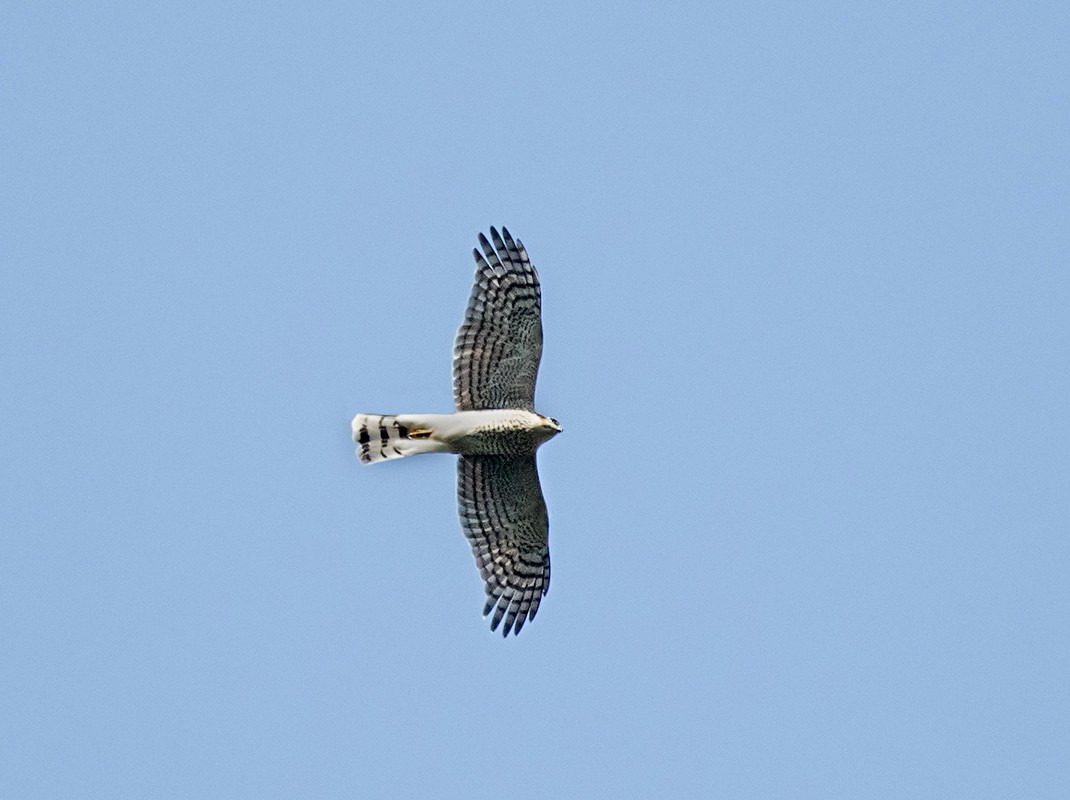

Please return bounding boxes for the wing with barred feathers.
[457,454,550,636]
[453,227,543,412]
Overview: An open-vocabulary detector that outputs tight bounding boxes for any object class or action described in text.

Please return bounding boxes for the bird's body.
[351,227,559,636]
[352,410,560,462]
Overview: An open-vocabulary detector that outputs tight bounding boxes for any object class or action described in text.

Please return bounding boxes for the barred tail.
[351,413,449,464]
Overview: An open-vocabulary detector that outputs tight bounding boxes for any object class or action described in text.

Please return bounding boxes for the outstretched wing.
[453,227,542,411]
[457,454,550,636]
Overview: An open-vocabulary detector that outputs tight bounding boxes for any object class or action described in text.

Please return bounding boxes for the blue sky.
[2,3,1068,798]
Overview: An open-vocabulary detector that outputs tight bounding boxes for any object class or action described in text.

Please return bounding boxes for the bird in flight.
[352,227,560,636]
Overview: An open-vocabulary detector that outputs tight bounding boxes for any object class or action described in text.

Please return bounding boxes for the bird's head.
[540,416,563,436]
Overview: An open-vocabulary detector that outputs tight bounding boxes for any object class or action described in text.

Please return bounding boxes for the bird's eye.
[550,418,559,426]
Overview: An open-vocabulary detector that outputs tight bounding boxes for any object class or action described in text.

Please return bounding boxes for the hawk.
[351,227,560,636]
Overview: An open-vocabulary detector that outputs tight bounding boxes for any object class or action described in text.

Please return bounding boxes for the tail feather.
[351,413,448,464]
